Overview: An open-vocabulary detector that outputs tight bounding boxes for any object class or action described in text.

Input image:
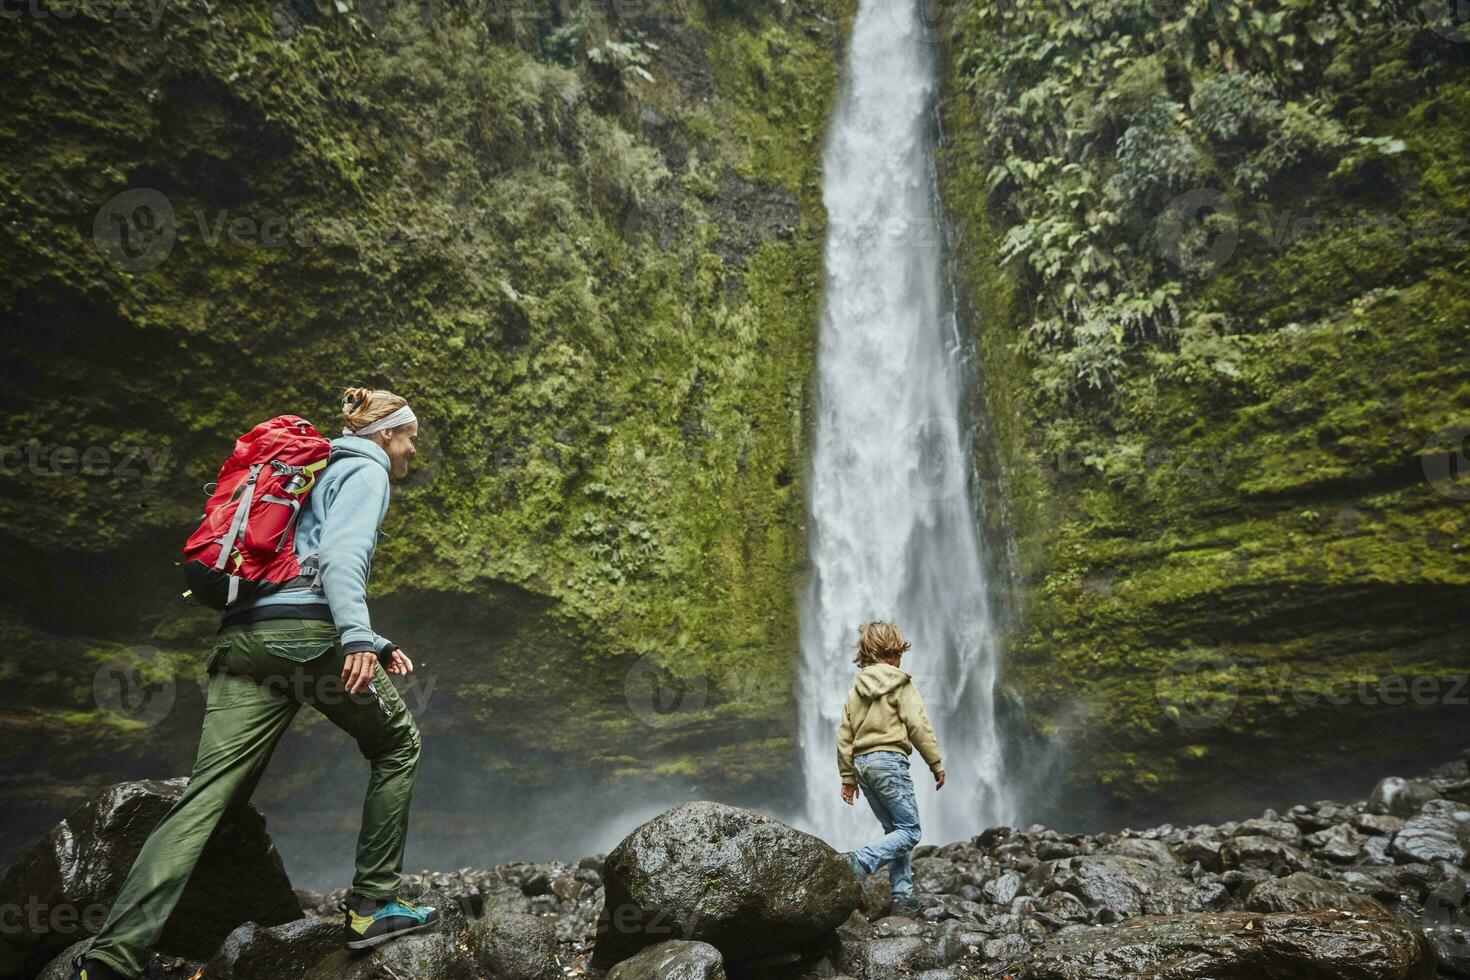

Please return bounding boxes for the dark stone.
[591,803,860,968]
[1368,778,1440,818]
[984,872,1022,906]
[1245,872,1390,917]
[1233,819,1303,845]
[1032,855,1197,921]
[1390,800,1470,866]
[1219,835,1309,875]
[0,779,300,980]
[302,930,475,980]
[605,941,726,980]
[469,910,560,980]
[202,918,341,980]
[912,857,963,896]
[1172,836,1223,871]
[1014,910,1433,979]
[1356,814,1407,837]
[1305,823,1368,863]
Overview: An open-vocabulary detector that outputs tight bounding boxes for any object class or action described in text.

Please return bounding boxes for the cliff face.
[0,0,854,865]
[938,0,1470,826]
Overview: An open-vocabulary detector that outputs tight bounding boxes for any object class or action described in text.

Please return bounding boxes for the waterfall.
[795,0,1010,848]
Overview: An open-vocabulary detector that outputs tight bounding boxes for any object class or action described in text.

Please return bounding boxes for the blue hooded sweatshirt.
[226,435,396,656]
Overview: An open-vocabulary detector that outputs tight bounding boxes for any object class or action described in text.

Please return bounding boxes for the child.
[837,620,945,913]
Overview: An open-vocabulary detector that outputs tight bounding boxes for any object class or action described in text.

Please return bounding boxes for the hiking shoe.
[341,894,441,950]
[890,893,921,916]
[69,954,125,980]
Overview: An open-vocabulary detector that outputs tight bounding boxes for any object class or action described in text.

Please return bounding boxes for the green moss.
[0,0,855,842]
[940,3,1470,824]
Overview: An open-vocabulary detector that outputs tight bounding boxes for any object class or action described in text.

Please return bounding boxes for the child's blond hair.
[853,620,912,667]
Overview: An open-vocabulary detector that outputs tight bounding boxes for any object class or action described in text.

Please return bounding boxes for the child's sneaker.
[840,852,871,911]
[890,893,921,916]
[341,894,441,949]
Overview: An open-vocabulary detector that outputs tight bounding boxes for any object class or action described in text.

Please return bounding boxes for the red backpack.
[182,415,331,609]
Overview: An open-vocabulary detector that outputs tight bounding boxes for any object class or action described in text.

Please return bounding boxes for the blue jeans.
[852,750,920,897]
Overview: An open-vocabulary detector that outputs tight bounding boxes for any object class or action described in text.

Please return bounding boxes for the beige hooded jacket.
[836,662,943,786]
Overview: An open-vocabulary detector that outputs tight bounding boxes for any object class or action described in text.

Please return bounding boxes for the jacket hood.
[330,435,390,472]
[855,662,910,699]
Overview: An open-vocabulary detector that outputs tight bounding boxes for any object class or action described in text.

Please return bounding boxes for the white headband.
[346,404,417,437]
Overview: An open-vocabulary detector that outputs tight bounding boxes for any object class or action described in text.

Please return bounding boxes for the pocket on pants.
[262,636,337,663]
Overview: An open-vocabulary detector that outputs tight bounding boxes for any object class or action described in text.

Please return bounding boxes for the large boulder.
[605,941,727,980]
[591,802,861,968]
[1026,855,1198,921]
[302,931,475,980]
[1246,872,1390,917]
[1015,910,1433,979]
[0,779,301,979]
[467,910,560,980]
[202,918,342,980]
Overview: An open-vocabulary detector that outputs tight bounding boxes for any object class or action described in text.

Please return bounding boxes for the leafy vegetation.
[942,0,1470,824]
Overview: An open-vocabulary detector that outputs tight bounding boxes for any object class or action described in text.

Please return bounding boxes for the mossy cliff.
[939,0,1470,826]
[0,0,853,868]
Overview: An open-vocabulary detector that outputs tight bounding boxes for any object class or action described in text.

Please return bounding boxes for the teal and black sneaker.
[341,894,442,950]
[68,954,124,980]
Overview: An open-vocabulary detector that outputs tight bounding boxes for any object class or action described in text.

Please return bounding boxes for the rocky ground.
[9,754,1470,979]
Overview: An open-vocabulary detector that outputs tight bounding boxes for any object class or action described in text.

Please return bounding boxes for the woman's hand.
[385,648,414,676]
[935,771,946,791]
[841,784,860,805]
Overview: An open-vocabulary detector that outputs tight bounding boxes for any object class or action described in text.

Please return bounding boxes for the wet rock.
[1245,872,1390,917]
[591,802,860,968]
[1422,924,1470,977]
[984,872,1022,906]
[1014,909,1432,979]
[1031,855,1196,921]
[1369,778,1440,818]
[469,910,560,980]
[1357,814,1408,836]
[605,941,726,980]
[203,918,341,980]
[0,779,300,979]
[1233,819,1303,845]
[1172,836,1224,871]
[912,857,963,896]
[302,931,474,980]
[1305,823,1368,863]
[1104,838,1180,867]
[1218,834,1309,875]
[1390,800,1470,866]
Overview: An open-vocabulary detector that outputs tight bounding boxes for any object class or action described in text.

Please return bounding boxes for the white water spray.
[795,0,1010,848]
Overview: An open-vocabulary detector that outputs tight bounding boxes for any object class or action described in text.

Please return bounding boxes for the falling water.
[795,0,1010,848]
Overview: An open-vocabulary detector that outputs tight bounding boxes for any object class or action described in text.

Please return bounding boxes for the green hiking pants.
[87,619,421,979]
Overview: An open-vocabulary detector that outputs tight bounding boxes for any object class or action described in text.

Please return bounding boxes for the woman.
[73,387,438,980]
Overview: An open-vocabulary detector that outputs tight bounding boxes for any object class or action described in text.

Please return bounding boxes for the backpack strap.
[213,463,263,571]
